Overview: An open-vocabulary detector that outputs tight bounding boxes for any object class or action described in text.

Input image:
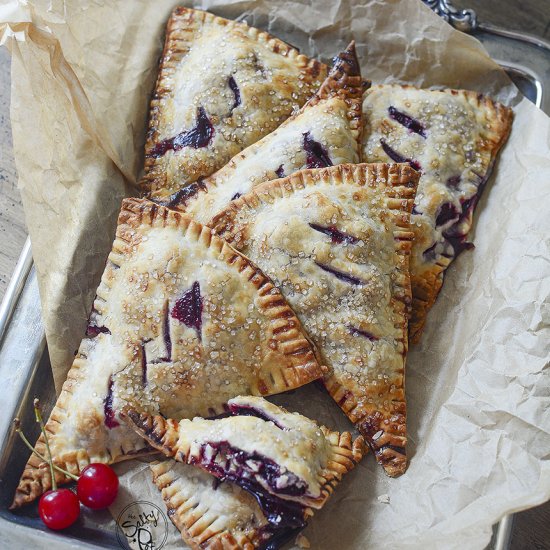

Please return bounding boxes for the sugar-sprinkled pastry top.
[125,396,364,512]
[159,41,367,221]
[11,199,321,509]
[142,7,326,198]
[362,85,513,342]
[210,163,419,477]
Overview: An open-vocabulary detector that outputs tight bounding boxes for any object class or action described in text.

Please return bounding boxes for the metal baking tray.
[0,3,548,548]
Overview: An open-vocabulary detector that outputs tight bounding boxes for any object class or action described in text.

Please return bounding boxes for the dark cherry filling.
[348,325,379,341]
[141,343,148,385]
[86,324,110,338]
[171,281,203,340]
[315,262,363,286]
[446,175,461,189]
[388,106,427,138]
[103,376,119,429]
[435,202,459,227]
[303,132,332,168]
[422,242,437,262]
[154,179,207,209]
[161,304,172,361]
[275,164,285,178]
[231,192,242,201]
[149,107,214,157]
[227,403,286,430]
[380,139,421,172]
[228,76,241,112]
[442,195,477,256]
[309,223,359,245]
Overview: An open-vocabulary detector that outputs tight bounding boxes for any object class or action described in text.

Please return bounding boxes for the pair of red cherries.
[39,463,118,530]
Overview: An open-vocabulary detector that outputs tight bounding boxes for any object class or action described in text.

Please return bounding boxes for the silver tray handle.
[423,0,478,32]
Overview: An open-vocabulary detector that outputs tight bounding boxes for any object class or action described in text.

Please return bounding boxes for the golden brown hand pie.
[12,199,321,508]
[142,7,326,198]
[210,163,419,476]
[159,41,367,221]
[362,85,513,342]
[126,396,364,549]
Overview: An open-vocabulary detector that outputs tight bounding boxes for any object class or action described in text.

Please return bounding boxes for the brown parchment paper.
[1,1,549,548]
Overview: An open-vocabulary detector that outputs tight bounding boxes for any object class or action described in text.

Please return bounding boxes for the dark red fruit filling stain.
[161,304,172,361]
[153,179,207,209]
[171,281,203,340]
[380,139,421,172]
[442,195,477,256]
[275,164,285,178]
[86,325,111,338]
[348,325,379,341]
[227,403,286,430]
[315,262,363,286]
[103,376,119,429]
[149,107,214,158]
[309,223,359,245]
[435,202,460,227]
[228,76,241,112]
[388,106,427,138]
[231,192,242,201]
[446,175,461,189]
[141,343,148,385]
[303,132,332,168]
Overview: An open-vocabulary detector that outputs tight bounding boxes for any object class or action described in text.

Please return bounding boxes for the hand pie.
[210,163,419,476]
[142,7,327,199]
[160,41,367,222]
[362,85,513,342]
[125,396,364,532]
[12,199,321,508]
[151,460,314,550]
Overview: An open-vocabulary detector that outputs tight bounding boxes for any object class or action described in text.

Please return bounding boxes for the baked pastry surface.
[12,199,321,508]
[362,85,513,341]
[142,7,327,198]
[158,41,367,221]
[211,163,419,476]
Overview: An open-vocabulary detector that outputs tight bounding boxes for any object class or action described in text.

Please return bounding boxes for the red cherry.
[39,489,80,530]
[77,463,119,509]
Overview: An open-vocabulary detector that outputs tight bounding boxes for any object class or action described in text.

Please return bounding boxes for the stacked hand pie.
[12,7,513,549]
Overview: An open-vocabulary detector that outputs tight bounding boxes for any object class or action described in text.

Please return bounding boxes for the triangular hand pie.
[12,199,322,508]
[362,85,513,342]
[142,7,327,199]
[125,396,364,520]
[210,164,419,476]
[151,460,314,550]
[159,41,367,222]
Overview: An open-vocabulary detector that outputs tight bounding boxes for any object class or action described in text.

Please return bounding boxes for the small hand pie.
[151,460,314,550]
[12,199,321,508]
[210,164,419,476]
[126,396,364,532]
[160,41,367,222]
[362,85,513,342]
[142,7,327,198]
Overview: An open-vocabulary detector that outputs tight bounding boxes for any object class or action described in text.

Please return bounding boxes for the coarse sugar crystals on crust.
[362,85,513,342]
[210,163,419,477]
[142,7,327,198]
[11,198,322,509]
[159,40,367,221]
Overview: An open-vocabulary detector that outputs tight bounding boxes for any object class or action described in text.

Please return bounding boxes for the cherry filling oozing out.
[303,132,332,169]
[86,324,111,338]
[171,281,203,340]
[380,139,421,172]
[228,76,241,112]
[315,262,363,286]
[388,106,427,138]
[193,441,307,533]
[154,179,207,209]
[309,223,359,245]
[103,376,120,429]
[275,164,285,178]
[227,403,286,430]
[149,107,214,158]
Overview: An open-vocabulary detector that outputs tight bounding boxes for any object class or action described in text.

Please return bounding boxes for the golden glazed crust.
[362,85,513,342]
[12,199,322,509]
[142,7,327,198]
[124,396,365,511]
[161,41,368,222]
[210,163,419,477]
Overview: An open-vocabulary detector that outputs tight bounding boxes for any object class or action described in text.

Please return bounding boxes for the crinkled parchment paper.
[1,1,549,548]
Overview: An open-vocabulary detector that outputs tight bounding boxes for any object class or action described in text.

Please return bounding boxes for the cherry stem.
[34,399,57,490]
[13,419,79,481]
